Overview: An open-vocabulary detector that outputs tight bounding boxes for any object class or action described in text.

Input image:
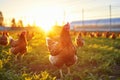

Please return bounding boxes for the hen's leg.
[67,67,71,75]
[59,69,63,78]
[15,53,19,61]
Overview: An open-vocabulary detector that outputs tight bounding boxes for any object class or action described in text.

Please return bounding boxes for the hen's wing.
[46,37,62,56]
[10,39,27,55]
[9,38,19,47]
[10,44,27,55]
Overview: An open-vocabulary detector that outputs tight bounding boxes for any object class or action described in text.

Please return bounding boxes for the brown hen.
[46,23,78,78]
[75,33,85,48]
[0,31,9,46]
[10,31,27,59]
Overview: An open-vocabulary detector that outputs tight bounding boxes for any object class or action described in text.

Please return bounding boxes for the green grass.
[0,30,120,80]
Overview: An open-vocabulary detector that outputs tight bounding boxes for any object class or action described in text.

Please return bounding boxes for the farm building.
[70,17,120,32]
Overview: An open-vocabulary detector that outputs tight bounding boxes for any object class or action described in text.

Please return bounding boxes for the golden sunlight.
[24,7,64,32]
[36,20,54,32]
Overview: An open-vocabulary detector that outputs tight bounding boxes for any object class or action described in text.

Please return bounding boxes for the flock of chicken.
[0,23,85,79]
[0,23,118,79]
[75,31,117,39]
[0,31,28,60]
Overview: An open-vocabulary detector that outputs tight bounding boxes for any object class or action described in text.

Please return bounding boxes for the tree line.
[0,11,24,27]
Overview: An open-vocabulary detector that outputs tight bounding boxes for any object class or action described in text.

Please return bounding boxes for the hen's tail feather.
[46,37,54,46]
[9,36,14,46]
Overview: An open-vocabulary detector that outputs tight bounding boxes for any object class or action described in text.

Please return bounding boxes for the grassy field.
[0,28,120,80]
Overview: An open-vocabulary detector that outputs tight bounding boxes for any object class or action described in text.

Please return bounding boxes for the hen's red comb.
[64,22,70,30]
[64,22,70,26]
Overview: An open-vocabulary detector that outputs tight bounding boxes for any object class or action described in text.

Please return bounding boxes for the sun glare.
[36,20,54,32]
[23,7,64,32]
[6,6,66,32]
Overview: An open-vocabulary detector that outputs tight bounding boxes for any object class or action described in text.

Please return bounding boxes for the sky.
[0,0,120,26]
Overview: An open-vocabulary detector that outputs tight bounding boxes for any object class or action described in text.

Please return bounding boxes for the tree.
[17,20,23,27]
[11,18,16,27]
[0,11,4,26]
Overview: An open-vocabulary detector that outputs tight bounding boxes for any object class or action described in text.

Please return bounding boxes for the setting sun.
[36,20,54,32]
[22,7,65,32]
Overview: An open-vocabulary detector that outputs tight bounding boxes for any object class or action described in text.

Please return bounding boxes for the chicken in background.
[10,31,27,60]
[89,32,95,38]
[0,31,10,46]
[0,31,3,35]
[46,23,78,79]
[95,32,102,38]
[75,32,85,48]
[117,33,120,38]
[110,32,116,39]
[103,31,111,38]
[26,31,34,41]
[82,31,87,37]
[17,31,34,41]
